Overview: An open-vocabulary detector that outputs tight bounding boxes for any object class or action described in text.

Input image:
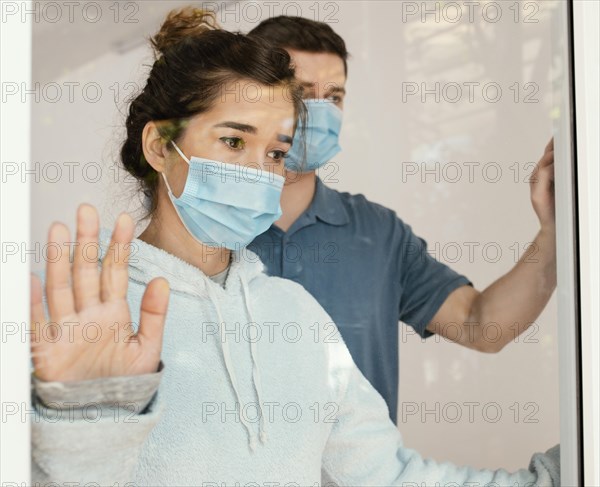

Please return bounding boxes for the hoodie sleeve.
[31,365,164,486]
[320,337,560,486]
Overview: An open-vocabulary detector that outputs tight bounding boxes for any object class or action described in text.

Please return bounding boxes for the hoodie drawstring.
[205,279,267,452]
[240,275,269,445]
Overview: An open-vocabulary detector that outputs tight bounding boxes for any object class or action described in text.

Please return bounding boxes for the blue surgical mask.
[285,99,343,173]
[162,141,284,250]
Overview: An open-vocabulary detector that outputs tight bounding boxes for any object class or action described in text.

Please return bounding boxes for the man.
[247,16,556,424]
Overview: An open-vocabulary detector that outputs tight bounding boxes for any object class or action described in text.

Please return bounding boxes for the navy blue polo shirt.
[248,177,472,424]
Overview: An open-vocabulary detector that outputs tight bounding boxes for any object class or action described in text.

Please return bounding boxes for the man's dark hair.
[248,16,349,75]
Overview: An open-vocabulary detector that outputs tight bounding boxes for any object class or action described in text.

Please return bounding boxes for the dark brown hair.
[247,16,349,75]
[120,7,306,218]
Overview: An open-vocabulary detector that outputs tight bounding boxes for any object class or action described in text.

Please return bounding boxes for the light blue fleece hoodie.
[31,227,560,486]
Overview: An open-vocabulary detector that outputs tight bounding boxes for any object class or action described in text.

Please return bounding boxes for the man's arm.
[426,139,556,353]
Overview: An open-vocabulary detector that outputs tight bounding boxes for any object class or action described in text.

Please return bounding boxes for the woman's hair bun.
[151,7,219,57]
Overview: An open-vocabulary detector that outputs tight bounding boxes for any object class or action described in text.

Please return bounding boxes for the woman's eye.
[220,137,245,150]
[268,150,288,161]
[327,95,342,104]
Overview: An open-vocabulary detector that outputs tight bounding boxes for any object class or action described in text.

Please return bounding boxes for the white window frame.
[0,1,33,484]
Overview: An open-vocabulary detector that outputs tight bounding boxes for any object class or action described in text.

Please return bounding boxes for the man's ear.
[142,121,170,173]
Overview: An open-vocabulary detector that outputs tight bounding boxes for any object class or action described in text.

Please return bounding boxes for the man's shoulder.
[328,185,400,223]
[321,185,422,245]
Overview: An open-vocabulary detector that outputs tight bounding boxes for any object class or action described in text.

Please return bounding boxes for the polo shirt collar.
[307,177,350,226]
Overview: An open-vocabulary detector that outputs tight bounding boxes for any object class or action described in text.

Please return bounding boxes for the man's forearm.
[468,226,557,351]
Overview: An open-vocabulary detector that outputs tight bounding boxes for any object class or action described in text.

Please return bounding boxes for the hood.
[97,227,266,297]
[97,226,270,452]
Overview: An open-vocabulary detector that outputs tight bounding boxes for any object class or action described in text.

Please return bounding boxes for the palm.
[530,138,555,228]
[30,205,170,382]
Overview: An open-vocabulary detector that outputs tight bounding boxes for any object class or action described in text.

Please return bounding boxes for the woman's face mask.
[158,83,295,250]
[162,141,284,250]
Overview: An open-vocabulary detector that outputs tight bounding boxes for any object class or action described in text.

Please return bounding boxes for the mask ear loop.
[161,140,190,195]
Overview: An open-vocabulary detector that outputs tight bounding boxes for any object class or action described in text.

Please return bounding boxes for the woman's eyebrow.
[213,121,257,134]
[277,134,293,144]
[214,121,291,144]
[325,86,346,97]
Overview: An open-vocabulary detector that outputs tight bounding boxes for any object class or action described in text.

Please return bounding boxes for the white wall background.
[30,0,561,471]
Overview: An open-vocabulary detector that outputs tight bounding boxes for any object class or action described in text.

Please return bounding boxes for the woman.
[30,7,560,486]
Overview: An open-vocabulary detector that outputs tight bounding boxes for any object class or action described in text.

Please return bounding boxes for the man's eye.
[268,150,288,161]
[220,137,245,150]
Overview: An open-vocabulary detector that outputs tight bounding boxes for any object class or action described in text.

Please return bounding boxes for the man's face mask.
[284,99,343,173]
